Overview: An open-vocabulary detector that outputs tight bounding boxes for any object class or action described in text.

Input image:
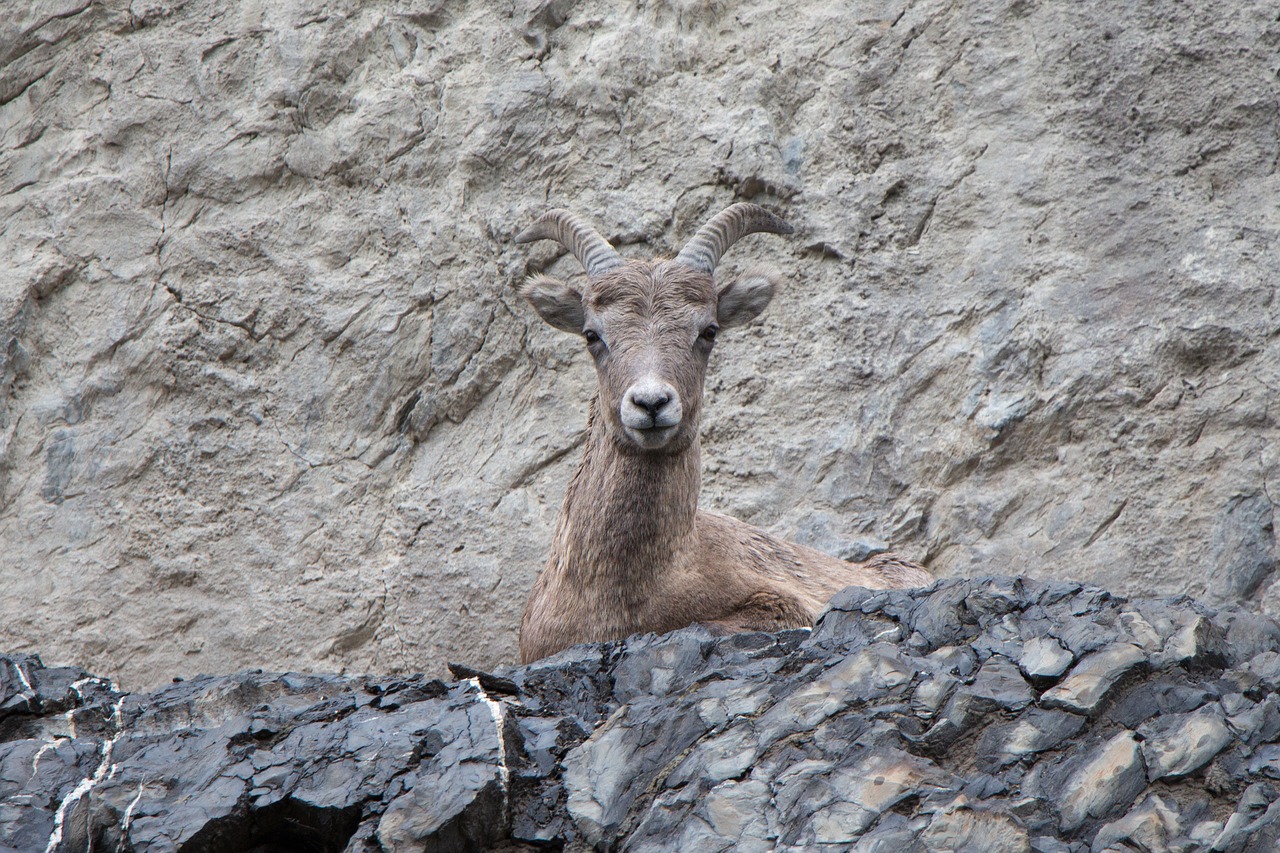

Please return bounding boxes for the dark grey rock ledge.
[5,577,1280,853]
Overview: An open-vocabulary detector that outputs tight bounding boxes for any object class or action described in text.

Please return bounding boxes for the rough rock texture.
[2,0,1278,686]
[5,578,1280,852]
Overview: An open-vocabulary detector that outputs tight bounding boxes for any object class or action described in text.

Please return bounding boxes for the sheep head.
[516,203,792,454]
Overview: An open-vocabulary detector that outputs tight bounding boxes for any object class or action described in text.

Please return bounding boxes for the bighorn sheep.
[515,203,931,663]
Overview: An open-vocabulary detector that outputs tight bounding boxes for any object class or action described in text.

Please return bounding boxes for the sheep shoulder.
[691,510,932,632]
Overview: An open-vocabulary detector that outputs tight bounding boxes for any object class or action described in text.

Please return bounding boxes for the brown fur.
[518,250,932,664]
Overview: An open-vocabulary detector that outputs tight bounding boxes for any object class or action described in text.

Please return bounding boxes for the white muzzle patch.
[620,377,682,443]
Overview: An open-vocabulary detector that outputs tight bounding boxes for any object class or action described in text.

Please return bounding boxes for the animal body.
[515,203,932,663]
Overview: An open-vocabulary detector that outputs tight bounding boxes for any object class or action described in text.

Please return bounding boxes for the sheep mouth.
[623,423,679,449]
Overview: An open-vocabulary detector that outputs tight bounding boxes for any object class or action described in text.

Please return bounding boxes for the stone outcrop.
[5,578,1280,851]
[2,0,1277,687]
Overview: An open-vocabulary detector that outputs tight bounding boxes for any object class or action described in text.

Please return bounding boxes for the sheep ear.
[716,268,781,328]
[519,274,585,333]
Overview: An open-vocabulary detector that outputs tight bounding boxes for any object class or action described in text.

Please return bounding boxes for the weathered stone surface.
[969,654,1036,711]
[1091,794,1188,853]
[1,0,1278,690]
[1040,643,1148,716]
[975,708,1086,772]
[1139,705,1234,784]
[3,578,1280,851]
[1020,636,1076,680]
[1054,731,1147,833]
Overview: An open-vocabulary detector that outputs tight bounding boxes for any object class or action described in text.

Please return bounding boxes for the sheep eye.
[583,329,601,345]
[699,324,719,343]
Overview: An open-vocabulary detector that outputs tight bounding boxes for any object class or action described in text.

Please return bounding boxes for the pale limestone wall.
[2,0,1277,687]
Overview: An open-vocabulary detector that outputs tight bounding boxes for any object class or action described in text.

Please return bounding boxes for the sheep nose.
[620,378,682,432]
[629,388,671,418]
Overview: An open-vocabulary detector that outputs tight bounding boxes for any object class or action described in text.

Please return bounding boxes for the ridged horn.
[515,209,625,278]
[674,203,794,274]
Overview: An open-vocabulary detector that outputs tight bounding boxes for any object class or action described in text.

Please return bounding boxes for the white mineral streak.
[469,677,510,814]
[30,738,68,776]
[69,677,107,699]
[120,781,146,840]
[43,694,126,853]
[14,662,34,695]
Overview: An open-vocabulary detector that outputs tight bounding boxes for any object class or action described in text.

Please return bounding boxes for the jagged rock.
[1039,643,1148,715]
[3,578,1280,851]
[1020,637,1076,680]
[1141,705,1234,782]
[1091,794,1188,853]
[1050,731,1147,833]
[975,708,1086,773]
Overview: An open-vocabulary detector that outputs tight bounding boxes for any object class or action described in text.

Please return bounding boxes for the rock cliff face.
[2,0,1278,686]
[5,578,1280,852]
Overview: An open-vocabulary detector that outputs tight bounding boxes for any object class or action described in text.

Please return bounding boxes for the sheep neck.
[556,396,700,598]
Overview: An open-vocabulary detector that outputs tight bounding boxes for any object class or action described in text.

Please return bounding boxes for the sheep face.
[520,259,780,453]
[516,204,790,452]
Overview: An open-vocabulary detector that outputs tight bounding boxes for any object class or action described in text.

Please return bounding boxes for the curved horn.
[674,203,794,274]
[515,209,625,278]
